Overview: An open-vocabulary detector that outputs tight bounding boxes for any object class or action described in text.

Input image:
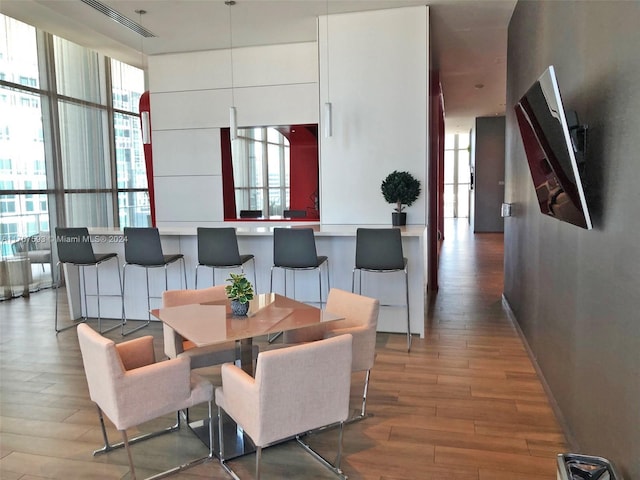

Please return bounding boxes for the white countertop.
[90,224,427,238]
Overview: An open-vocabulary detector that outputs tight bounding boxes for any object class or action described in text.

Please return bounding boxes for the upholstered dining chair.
[282,288,380,421]
[162,285,258,370]
[76,323,214,480]
[195,227,256,290]
[215,334,353,480]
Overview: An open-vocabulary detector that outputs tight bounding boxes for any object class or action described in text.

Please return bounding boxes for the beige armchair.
[77,323,214,480]
[282,288,380,420]
[215,334,353,480]
[162,285,258,369]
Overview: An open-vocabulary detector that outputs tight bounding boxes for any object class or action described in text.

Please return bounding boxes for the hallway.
[420,218,568,478]
[0,219,567,479]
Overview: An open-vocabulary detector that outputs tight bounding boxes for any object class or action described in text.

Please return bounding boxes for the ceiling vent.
[80,0,156,37]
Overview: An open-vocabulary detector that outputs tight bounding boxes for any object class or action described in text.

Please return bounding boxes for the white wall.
[147,43,319,226]
[319,6,429,225]
[147,6,430,227]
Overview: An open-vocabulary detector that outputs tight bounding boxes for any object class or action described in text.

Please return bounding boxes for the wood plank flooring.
[0,219,567,479]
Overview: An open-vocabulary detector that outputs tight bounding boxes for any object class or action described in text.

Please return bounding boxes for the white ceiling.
[1,0,516,134]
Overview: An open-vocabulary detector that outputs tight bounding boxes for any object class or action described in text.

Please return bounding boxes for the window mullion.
[262,128,268,214]
[104,57,120,228]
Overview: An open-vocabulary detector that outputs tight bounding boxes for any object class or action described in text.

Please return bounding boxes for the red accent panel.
[278,125,319,220]
[139,91,155,227]
[428,71,445,291]
[220,128,237,219]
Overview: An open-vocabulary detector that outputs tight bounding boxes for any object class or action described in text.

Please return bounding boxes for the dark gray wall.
[505,2,640,477]
[474,116,505,232]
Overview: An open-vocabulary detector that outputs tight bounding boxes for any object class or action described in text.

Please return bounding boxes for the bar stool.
[54,227,123,334]
[270,227,329,305]
[195,227,256,290]
[268,227,327,344]
[122,227,187,336]
[351,228,411,351]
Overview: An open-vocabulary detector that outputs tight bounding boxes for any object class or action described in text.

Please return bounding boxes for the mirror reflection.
[221,125,319,220]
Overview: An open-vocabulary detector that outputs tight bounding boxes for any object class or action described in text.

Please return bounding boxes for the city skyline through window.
[0,14,148,296]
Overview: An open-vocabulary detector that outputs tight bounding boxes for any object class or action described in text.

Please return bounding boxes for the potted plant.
[225,272,255,316]
[381,170,421,226]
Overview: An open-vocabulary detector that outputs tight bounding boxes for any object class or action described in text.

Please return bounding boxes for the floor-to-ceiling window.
[444,133,471,218]
[0,14,147,298]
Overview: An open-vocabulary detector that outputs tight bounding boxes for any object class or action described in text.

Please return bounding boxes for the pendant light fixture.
[226,0,238,141]
[136,9,151,145]
[324,0,332,138]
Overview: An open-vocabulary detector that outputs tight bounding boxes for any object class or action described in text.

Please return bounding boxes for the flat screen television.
[514,65,592,229]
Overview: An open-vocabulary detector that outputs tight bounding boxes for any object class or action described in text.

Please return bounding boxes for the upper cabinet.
[318,6,429,225]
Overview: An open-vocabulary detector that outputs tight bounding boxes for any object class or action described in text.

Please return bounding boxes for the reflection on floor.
[0,219,566,479]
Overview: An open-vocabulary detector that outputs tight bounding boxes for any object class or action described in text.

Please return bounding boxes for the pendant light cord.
[227,0,236,106]
[325,0,330,103]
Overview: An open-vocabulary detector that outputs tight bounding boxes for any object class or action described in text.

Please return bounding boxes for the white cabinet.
[318,6,430,225]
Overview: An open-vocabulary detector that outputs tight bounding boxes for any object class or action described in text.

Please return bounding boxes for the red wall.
[139,91,156,227]
[279,125,319,219]
[428,71,445,291]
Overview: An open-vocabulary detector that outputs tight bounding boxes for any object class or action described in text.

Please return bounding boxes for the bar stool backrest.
[197,227,242,266]
[239,210,262,218]
[124,227,165,266]
[283,209,306,218]
[55,227,96,265]
[355,228,405,271]
[273,228,319,268]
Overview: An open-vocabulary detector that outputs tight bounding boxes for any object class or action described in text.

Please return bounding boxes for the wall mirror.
[221,124,319,220]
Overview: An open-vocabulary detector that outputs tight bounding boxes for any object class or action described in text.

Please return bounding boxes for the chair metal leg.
[195,263,217,289]
[250,257,257,294]
[96,405,112,451]
[255,446,262,480]
[110,408,209,480]
[121,263,151,336]
[121,430,137,480]
[180,257,188,289]
[344,369,373,424]
[267,267,281,343]
[295,422,347,479]
[404,267,411,352]
[335,421,344,469]
[360,369,371,418]
[217,406,242,480]
[217,405,225,460]
[93,408,180,456]
[95,258,124,335]
[55,262,87,333]
[324,259,330,306]
[208,401,214,458]
[269,266,275,293]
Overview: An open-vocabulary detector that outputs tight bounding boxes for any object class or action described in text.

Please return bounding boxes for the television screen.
[514,65,592,229]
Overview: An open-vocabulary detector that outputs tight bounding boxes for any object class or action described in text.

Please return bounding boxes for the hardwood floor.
[0,219,567,479]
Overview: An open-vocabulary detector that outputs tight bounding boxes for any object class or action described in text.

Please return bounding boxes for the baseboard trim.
[501,293,580,452]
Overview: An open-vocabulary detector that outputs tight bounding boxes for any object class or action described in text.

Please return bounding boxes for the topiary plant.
[381,170,421,213]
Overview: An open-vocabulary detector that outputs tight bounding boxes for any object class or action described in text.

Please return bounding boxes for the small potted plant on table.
[381,170,421,226]
[225,272,254,316]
